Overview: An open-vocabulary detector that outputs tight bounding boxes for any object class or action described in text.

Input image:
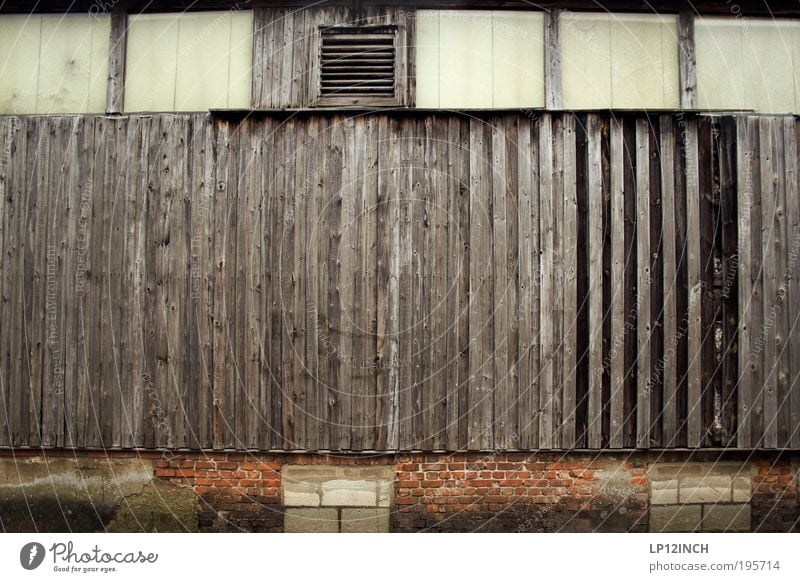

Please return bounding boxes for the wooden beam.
[544,8,562,111]
[106,10,128,114]
[677,11,697,111]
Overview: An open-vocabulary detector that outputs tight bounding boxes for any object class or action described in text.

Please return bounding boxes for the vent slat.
[320,27,396,99]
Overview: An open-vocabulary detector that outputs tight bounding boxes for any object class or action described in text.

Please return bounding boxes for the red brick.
[255,462,280,471]
[174,469,194,478]
[195,461,215,470]
[398,480,419,488]
[155,469,175,477]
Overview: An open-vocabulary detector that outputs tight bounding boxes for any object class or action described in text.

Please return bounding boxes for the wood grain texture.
[0,111,792,452]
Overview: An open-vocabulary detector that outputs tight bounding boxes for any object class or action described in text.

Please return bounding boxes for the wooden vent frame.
[313,24,408,107]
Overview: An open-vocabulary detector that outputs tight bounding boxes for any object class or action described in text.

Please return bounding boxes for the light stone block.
[680,475,732,504]
[650,479,679,505]
[377,480,393,508]
[283,481,320,507]
[284,508,339,533]
[702,504,750,532]
[732,476,751,502]
[650,505,702,533]
[341,508,390,533]
[321,479,377,507]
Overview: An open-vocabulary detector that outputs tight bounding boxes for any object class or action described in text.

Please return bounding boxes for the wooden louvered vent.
[318,26,398,104]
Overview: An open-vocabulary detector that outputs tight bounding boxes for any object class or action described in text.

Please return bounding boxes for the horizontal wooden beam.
[2,0,799,17]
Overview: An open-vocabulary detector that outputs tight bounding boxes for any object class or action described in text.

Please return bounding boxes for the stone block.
[650,479,678,505]
[284,508,339,533]
[702,504,750,532]
[732,476,751,502]
[341,508,390,533]
[283,480,320,507]
[321,479,377,507]
[377,480,393,507]
[680,475,732,504]
[650,505,702,533]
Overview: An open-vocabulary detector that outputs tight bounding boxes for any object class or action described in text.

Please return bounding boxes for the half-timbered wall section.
[1,111,797,452]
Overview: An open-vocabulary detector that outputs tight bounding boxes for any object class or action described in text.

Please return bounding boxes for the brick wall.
[392,453,649,532]
[2,449,798,532]
[751,458,799,532]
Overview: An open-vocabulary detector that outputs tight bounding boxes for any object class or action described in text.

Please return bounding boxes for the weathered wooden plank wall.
[0,111,797,451]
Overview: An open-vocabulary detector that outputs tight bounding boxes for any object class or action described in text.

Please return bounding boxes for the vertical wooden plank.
[7,118,29,446]
[362,115,379,450]
[544,9,562,110]
[698,117,717,448]
[0,117,14,446]
[648,117,665,448]
[445,116,471,450]
[326,116,344,449]
[561,114,578,448]
[375,115,392,451]
[759,117,778,449]
[677,12,697,111]
[551,115,564,447]
[608,116,626,448]
[293,118,309,449]
[586,114,603,449]
[29,117,53,448]
[492,118,510,449]
[398,118,414,449]
[515,116,534,450]
[211,120,229,449]
[468,117,493,450]
[106,10,127,114]
[242,120,262,450]
[280,118,298,449]
[736,117,754,448]
[785,118,800,449]
[771,118,790,449]
[410,117,426,449]
[387,116,402,450]
[503,116,520,450]
[250,8,267,108]
[538,114,555,449]
[109,117,129,448]
[660,115,679,446]
[303,116,320,450]
[718,116,739,446]
[635,118,652,449]
[349,115,366,451]
[685,117,703,447]
[339,116,357,450]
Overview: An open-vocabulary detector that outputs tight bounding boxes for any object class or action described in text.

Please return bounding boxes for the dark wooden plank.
[0,117,16,446]
[303,115,320,450]
[280,118,298,449]
[785,118,800,449]
[409,116,426,449]
[550,115,564,448]
[718,116,739,446]
[326,116,344,449]
[503,115,520,450]
[635,118,652,449]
